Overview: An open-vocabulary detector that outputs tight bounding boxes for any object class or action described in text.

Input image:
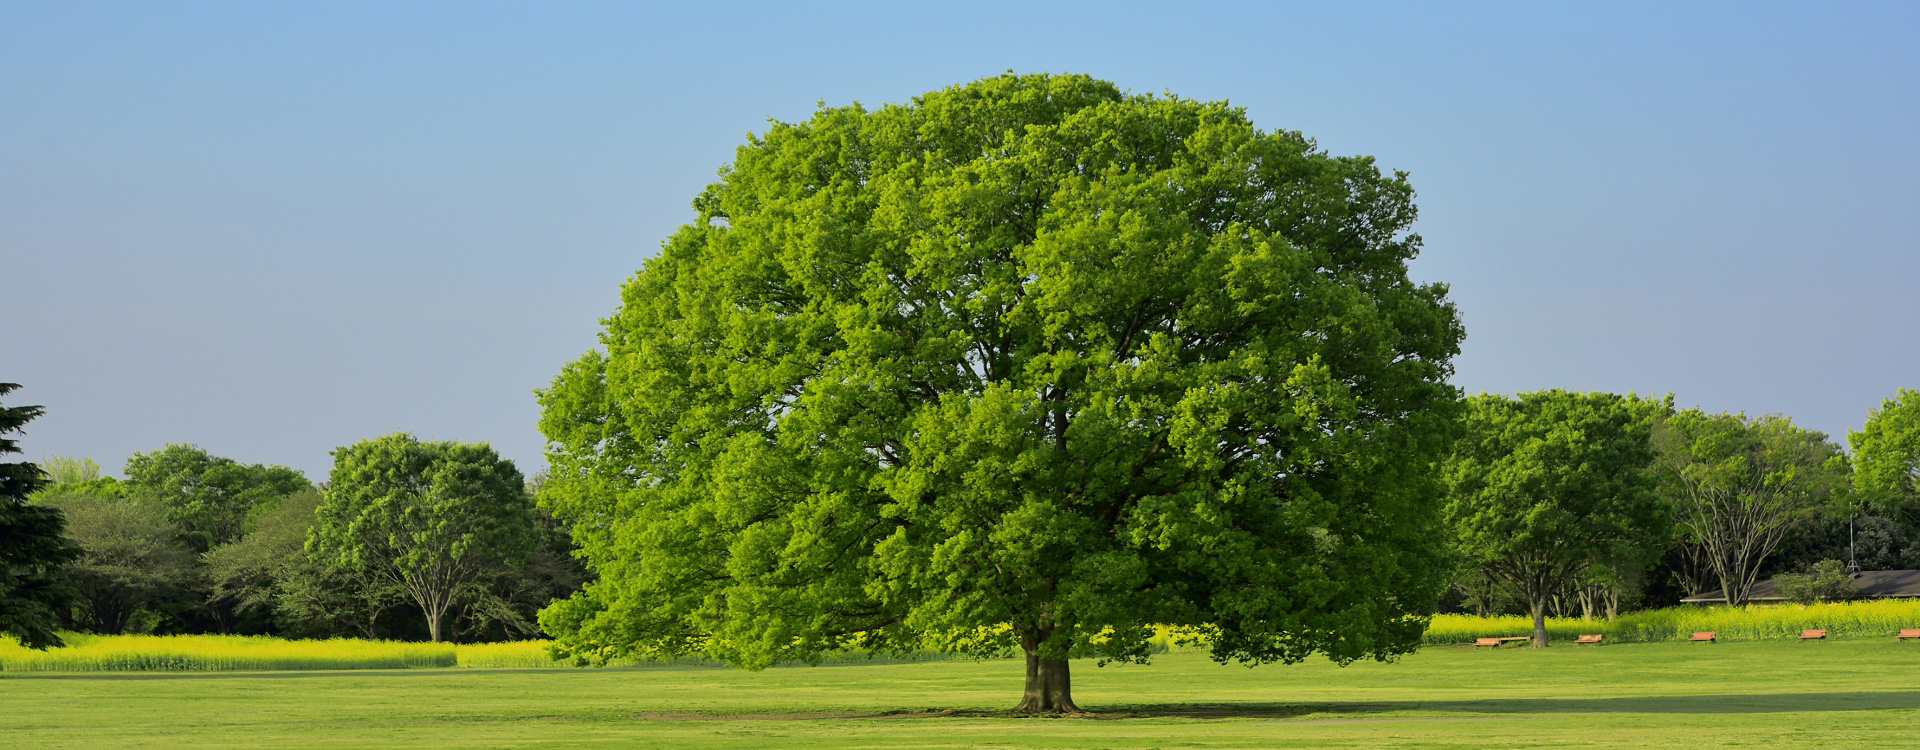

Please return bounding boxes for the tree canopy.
[1851,388,1920,512]
[1655,410,1849,606]
[124,444,312,553]
[34,490,197,634]
[1444,390,1668,646]
[536,73,1464,710]
[0,383,83,648]
[311,434,536,643]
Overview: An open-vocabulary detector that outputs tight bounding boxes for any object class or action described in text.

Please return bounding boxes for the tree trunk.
[1606,586,1619,620]
[426,603,444,642]
[1013,637,1079,713]
[1529,597,1549,648]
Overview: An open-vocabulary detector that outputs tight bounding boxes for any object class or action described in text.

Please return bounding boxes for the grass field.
[6,639,1920,748]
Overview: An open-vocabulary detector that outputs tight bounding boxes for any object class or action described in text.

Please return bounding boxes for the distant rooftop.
[1681,569,1920,604]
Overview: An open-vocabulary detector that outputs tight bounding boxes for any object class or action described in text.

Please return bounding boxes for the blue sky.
[5,2,1915,479]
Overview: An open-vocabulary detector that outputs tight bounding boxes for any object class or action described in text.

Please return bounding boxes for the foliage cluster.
[1775,559,1859,604]
[1441,394,1875,635]
[21,439,585,644]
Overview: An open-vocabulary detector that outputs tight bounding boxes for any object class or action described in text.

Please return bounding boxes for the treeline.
[26,438,586,643]
[1440,388,1920,644]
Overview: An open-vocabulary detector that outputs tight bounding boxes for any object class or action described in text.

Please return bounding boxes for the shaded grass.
[6,639,1920,748]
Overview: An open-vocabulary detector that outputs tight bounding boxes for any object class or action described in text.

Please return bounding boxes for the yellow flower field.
[1425,599,1920,644]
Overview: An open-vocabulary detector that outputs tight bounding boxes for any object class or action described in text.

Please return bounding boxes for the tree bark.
[425,601,445,642]
[1529,597,1549,648]
[1013,635,1079,713]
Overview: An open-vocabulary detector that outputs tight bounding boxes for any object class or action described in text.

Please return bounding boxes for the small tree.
[40,456,102,485]
[1445,391,1668,647]
[1656,411,1848,606]
[0,383,83,648]
[1776,559,1857,604]
[311,434,536,642]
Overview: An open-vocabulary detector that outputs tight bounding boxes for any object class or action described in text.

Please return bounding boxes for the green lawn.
[6,640,1919,748]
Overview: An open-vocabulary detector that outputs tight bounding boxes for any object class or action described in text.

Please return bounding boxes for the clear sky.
[5,2,1915,480]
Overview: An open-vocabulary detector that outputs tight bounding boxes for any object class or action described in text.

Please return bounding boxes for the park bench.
[1689,631,1716,643]
[1800,629,1827,640]
[1899,629,1920,640]
[1574,634,1603,645]
[1473,637,1529,648]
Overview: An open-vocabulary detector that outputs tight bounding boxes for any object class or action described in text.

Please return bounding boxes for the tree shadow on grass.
[629,693,1920,722]
[1087,692,1920,720]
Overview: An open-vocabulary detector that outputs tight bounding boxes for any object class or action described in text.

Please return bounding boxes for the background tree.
[536,73,1464,711]
[1851,388,1920,519]
[0,383,83,648]
[445,505,590,642]
[124,444,311,553]
[204,488,333,631]
[311,434,536,642]
[40,455,103,485]
[1655,411,1849,606]
[1444,391,1668,647]
[34,490,198,634]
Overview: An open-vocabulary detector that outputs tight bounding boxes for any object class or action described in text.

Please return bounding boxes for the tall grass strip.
[0,634,455,672]
[1426,600,1920,644]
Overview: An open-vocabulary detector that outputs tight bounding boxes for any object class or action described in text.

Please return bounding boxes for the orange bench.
[1474,637,1529,648]
[1689,631,1716,643]
[1898,629,1920,640]
[1574,634,1603,645]
[1800,629,1827,640]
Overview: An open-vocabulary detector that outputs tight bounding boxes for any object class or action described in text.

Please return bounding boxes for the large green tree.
[536,73,1464,711]
[311,434,536,642]
[1655,410,1849,606]
[1444,391,1668,647]
[0,383,83,648]
[124,444,311,553]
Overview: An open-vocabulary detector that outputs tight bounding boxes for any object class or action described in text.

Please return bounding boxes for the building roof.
[1681,569,1920,604]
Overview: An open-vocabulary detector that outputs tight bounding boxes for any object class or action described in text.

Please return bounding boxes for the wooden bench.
[1473,637,1530,648]
[1898,629,1920,640]
[1689,631,1716,643]
[1574,634,1603,645]
[1800,629,1827,640]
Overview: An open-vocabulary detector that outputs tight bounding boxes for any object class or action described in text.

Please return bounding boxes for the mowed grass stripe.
[5,641,1920,748]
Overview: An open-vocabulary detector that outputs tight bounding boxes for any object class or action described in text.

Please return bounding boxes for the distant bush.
[1427,599,1920,644]
[1776,560,1859,604]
